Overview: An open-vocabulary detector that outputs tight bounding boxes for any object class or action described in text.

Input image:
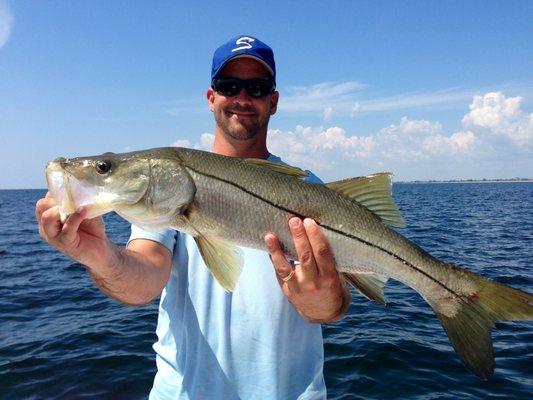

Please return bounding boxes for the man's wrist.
[83,240,123,279]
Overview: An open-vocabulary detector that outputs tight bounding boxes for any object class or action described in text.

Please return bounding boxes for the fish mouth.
[46,161,76,221]
[45,161,105,222]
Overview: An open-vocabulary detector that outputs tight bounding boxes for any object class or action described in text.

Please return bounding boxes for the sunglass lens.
[213,78,274,97]
[215,79,241,96]
[246,80,274,97]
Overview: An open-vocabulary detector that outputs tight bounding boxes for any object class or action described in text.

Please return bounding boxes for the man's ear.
[207,87,215,112]
[270,91,279,115]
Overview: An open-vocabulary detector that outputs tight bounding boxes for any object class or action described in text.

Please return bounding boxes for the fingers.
[39,205,63,239]
[60,207,87,247]
[303,218,336,277]
[266,217,347,323]
[264,233,298,292]
[36,193,61,238]
[35,194,56,221]
[289,217,318,281]
[37,193,88,250]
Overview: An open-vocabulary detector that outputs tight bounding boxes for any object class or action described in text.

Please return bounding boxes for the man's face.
[207,58,279,141]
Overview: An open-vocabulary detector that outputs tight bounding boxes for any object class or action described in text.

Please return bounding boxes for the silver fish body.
[45,146,532,379]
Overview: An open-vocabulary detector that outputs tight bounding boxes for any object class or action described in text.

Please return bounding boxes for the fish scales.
[177,148,457,299]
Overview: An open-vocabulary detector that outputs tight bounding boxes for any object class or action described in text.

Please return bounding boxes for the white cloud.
[279,81,482,119]
[462,92,532,146]
[171,133,213,151]
[359,89,476,113]
[351,103,360,117]
[268,92,532,180]
[323,107,334,121]
[280,81,364,113]
[171,139,191,147]
[199,133,215,150]
[423,131,476,156]
[0,0,13,49]
[374,117,444,160]
[266,125,378,171]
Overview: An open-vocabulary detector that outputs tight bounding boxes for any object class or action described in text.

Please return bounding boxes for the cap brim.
[215,54,274,78]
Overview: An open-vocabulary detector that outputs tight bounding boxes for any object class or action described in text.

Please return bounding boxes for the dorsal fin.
[244,158,308,178]
[326,173,405,228]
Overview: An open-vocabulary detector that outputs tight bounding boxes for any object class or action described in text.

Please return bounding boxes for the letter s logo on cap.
[232,36,255,52]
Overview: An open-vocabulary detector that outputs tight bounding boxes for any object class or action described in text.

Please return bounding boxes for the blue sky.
[1,0,532,188]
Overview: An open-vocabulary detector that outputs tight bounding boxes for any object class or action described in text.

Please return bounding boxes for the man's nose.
[233,87,253,103]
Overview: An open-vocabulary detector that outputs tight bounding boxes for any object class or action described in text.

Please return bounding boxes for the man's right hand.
[35,192,117,269]
[35,192,172,305]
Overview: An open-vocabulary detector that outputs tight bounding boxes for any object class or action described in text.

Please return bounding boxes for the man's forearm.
[86,241,172,306]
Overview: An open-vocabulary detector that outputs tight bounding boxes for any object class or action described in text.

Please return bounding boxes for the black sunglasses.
[211,77,276,98]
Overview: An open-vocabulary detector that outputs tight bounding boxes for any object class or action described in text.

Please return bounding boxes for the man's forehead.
[219,57,271,78]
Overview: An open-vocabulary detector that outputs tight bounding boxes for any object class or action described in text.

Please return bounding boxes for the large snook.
[45,146,532,379]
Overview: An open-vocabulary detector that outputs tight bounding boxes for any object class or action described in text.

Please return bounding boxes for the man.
[36,35,350,399]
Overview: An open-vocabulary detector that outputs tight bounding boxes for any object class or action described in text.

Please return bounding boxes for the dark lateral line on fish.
[188,166,463,300]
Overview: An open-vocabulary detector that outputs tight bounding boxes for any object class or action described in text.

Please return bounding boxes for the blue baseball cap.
[211,35,276,83]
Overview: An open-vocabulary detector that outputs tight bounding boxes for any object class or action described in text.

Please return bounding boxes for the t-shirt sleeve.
[127,224,178,254]
[305,169,324,184]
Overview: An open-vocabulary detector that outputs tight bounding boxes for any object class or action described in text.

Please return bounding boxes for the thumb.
[77,207,106,235]
[82,215,106,233]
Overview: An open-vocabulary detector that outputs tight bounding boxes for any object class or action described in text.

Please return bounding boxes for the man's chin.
[223,125,259,141]
[227,131,256,141]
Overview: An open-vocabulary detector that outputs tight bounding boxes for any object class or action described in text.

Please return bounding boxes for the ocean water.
[0,183,531,399]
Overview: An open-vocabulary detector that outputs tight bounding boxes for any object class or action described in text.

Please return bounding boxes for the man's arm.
[36,193,172,305]
[265,217,351,323]
[89,239,172,305]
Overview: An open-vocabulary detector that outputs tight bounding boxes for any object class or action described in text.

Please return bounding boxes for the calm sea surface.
[1,183,531,399]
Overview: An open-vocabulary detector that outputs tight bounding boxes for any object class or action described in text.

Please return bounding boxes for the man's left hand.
[264,217,351,323]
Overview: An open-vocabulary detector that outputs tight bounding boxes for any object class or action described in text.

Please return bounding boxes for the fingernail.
[303,218,315,228]
[289,218,301,229]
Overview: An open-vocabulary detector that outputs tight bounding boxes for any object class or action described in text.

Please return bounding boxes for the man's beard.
[215,105,270,141]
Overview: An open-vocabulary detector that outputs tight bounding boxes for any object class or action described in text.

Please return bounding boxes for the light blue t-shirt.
[128,155,326,400]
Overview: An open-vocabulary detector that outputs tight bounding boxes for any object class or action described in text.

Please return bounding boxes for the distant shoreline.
[1,179,533,190]
[395,179,533,184]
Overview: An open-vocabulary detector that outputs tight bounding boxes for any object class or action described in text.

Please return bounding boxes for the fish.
[45,146,533,379]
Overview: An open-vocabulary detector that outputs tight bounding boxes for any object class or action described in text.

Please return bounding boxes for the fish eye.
[95,160,112,174]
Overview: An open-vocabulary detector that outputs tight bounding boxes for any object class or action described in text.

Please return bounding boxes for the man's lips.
[226,109,256,117]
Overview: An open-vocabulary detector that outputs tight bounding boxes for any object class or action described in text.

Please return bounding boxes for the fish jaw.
[45,160,118,222]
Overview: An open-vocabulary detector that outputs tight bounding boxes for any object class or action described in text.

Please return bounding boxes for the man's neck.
[212,130,270,159]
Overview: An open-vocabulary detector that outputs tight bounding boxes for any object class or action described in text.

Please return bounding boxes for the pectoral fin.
[341,271,388,305]
[194,235,243,292]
